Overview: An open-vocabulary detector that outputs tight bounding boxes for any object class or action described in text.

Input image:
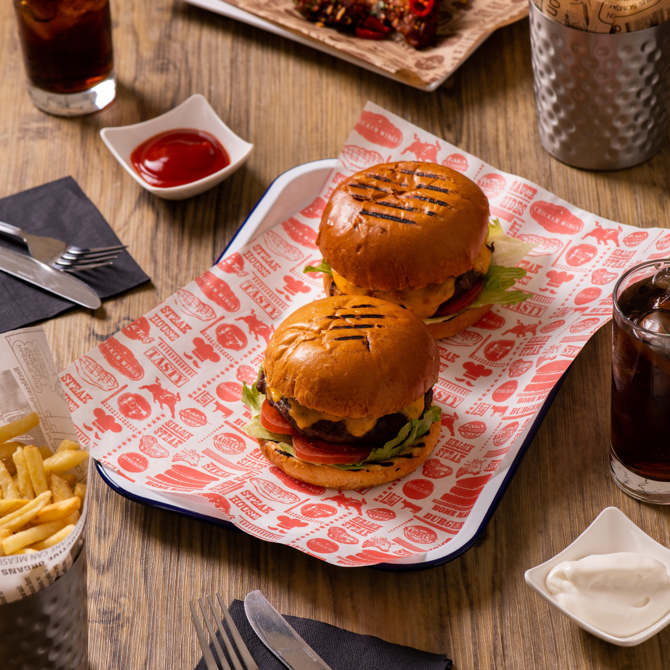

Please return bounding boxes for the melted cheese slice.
[269,389,426,438]
[332,243,493,319]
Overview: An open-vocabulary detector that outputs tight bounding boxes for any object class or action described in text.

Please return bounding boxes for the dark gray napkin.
[195,600,452,670]
[0,177,149,332]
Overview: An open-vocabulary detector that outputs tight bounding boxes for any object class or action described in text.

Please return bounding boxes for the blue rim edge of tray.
[95,160,571,572]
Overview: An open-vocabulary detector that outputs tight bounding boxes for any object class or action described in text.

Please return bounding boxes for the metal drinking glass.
[13,0,116,116]
[611,259,670,503]
[529,0,670,170]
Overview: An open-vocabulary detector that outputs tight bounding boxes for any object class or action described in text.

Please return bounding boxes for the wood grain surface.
[1,0,670,667]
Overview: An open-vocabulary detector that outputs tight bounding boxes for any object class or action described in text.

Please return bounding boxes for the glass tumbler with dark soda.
[611,259,670,504]
[13,0,115,116]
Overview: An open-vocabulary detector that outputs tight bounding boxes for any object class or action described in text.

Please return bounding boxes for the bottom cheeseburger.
[241,296,442,490]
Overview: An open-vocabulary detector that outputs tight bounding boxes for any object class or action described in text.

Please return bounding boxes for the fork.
[190,593,260,670]
[0,220,127,272]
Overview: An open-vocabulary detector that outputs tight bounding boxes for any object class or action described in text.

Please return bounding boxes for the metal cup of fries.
[0,327,90,669]
[0,414,90,669]
[529,0,670,169]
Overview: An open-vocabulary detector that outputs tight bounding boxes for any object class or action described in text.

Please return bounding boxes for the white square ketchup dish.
[524,507,670,647]
[100,94,253,200]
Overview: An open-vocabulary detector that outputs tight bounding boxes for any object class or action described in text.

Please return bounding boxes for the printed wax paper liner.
[0,327,86,604]
[215,0,528,88]
[61,103,670,567]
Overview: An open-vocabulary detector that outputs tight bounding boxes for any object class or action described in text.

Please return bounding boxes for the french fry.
[0,460,19,499]
[30,524,75,551]
[12,447,35,500]
[50,473,74,503]
[0,441,24,460]
[73,482,86,506]
[0,528,12,556]
[0,412,39,444]
[63,510,80,526]
[34,496,80,524]
[3,520,64,555]
[14,548,37,554]
[61,474,77,487]
[0,491,51,531]
[2,458,17,477]
[0,499,28,517]
[24,445,48,495]
[57,440,80,452]
[42,449,88,475]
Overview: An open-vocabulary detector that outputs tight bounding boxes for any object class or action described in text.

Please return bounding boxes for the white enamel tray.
[183,0,449,92]
[97,159,569,570]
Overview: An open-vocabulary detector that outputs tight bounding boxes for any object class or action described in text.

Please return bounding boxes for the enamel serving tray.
[182,0,447,92]
[96,159,569,571]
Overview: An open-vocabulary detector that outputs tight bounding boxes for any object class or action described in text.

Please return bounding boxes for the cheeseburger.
[306,161,534,339]
[241,296,441,490]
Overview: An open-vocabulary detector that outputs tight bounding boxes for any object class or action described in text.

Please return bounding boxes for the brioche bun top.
[317,161,490,291]
[263,296,439,418]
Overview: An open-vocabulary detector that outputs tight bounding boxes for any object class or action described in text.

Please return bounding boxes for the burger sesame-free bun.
[258,417,441,490]
[425,303,493,340]
[324,274,492,341]
[318,161,490,291]
[263,295,439,418]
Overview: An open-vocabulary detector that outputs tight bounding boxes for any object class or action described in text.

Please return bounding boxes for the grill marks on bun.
[318,161,490,291]
[348,168,459,228]
[263,296,439,419]
[324,304,390,352]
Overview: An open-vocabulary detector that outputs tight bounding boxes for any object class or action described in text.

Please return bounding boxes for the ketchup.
[130,129,230,188]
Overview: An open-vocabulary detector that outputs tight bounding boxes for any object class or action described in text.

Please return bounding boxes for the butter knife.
[0,245,101,309]
[244,591,333,670]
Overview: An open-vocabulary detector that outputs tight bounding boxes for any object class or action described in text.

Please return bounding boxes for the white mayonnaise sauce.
[546,552,670,637]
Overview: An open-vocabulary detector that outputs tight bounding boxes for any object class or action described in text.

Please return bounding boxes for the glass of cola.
[13,0,115,116]
[611,259,670,504]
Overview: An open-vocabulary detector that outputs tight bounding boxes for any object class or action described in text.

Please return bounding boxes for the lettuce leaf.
[366,405,441,462]
[330,405,442,471]
[470,266,530,310]
[488,218,538,268]
[303,260,333,276]
[241,368,264,418]
[242,417,294,445]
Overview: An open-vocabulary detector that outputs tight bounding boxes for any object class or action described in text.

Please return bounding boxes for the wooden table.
[2,0,670,667]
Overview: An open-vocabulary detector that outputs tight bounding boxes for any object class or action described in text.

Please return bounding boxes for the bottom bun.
[426,304,492,340]
[258,418,441,490]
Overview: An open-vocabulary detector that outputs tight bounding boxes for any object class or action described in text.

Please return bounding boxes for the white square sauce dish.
[525,506,670,646]
[100,94,253,200]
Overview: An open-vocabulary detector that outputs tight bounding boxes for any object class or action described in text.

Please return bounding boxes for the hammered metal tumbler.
[0,546,87,670]
[529,0,670,169]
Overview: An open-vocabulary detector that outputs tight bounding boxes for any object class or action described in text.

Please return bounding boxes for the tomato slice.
[260,400,296,436]
[433,279,485,317]
[293,434,372,465]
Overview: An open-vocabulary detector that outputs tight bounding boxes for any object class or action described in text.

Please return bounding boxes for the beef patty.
[257,369,434,447]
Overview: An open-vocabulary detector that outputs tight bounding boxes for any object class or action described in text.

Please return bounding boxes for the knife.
[244,591,333,670]
[0,245,101,309]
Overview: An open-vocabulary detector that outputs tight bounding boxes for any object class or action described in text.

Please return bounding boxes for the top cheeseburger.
[241,295,442,490]
[308,161,531,339]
